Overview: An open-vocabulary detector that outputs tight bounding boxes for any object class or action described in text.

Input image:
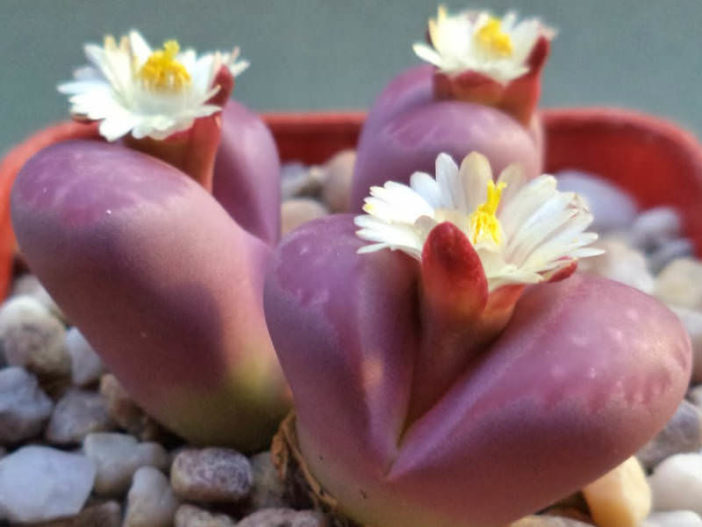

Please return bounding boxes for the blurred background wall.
[1,0,700,154]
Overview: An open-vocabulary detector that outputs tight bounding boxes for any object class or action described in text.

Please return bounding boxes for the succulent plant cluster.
[4,7,692,527]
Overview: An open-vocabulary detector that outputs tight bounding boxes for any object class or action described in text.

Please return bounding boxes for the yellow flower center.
[469,180,506,245]
[475,17,513,58]
[138,40,191,92]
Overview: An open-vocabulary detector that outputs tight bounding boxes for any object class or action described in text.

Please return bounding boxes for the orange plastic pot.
[1,108,701,298]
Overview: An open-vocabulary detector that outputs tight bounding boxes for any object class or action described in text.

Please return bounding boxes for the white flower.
[58,31,250,141]
[355,152,602,291]
[412,6,554,84]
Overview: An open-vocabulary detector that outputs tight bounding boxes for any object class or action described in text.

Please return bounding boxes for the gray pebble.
[630,207,683,252]
[637,400,702,470]
[83,432,169,496]
[171,448,253,503]
[0,296,70,377]
[0,366,53,444]
[0,445,95,524]
[281,163,324,200]
[648,238,695,274]
[556,170,638,234]
[235,508,327,527]
[248,451,287,511]
[320,150,355,213]
[46,389,114,445]
[281,198,328,236]
[124,466,180,527]
[175,504,236,527]
[65,327,104,387]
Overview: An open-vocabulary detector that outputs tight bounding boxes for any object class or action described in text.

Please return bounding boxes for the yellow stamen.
[137,40,191,92]
[475,17,513,58]
[469,180,506,245]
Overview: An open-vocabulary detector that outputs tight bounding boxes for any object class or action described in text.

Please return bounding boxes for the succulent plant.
[264,152,691,527]
[10,31,289,450]
[352,7,554,210]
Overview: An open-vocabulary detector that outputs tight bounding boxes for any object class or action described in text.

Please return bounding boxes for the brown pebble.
[281,199,328,236]
[29,500,122,526]
[320,150,355,213]
[99,374,163,441]
[171,448,253,503]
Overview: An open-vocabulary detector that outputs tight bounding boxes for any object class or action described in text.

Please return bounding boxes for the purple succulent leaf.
[213,101,281,246]
[264,214,419,474]
[264,214,691,527]
[11,140,288,449]
[388,273,690,525]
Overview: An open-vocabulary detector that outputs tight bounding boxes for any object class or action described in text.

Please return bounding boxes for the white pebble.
[0,296,70,376]
[66,327,104,386]
[84,432,169,496]
[630,207,683,252]
[579,237,655,294]
[124,466,180,527]
[648,238,695,274]
[0,445,95,523]
[643,510,702,527]
[582,456,651,527]
[655,258,702,310]
[11,274,65,322]
[556,170,639,233]
[0,367,52,444]
[649,453,702,514]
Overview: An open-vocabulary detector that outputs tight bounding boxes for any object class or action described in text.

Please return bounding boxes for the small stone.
[11,274,65,322]
[124,466,179,527]
[171,448,253,503]
[582,456,651,527]
[0,296,70,377]
[248,451,287,511]
[281,163,324,200]
[578,237,654,294]
[175,504,236,527]
[46,389,114,445]
[99,374,161,440]
[649,453,702,513]
[648,238,695,274]
[672,307,702,382]
[0,366,53,444]
[65,327,104,386]
[31,501,122,527]
[320,150,355,213]
[630,207,683,252]
[281,198,328,236]
[0,445,95,523]
[643,510,702,527]
[83,432,169,496]
[637,400,702,469]
[235,508,327,527]
[655,258,702,310]
[555,170,638,234]
[509,516,594,526]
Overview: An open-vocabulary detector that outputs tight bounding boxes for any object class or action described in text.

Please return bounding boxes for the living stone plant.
[7,8,693,527]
